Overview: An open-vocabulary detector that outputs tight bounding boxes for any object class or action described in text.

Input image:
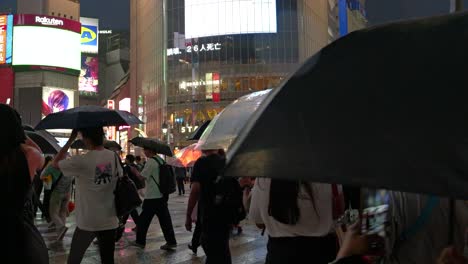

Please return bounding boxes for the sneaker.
[129,241,145,249]
[56,227,68,241]
[160,243,177,251]
[188,243,197,254]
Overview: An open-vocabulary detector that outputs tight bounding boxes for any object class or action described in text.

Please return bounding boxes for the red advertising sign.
[212,73,221,103]
[14,14,81,33]
[107,100,115,110]
[0,67,14,105]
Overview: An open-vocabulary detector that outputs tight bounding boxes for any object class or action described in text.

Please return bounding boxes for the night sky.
[0,0,466,29]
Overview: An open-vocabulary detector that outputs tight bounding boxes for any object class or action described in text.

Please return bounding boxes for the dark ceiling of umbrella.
[225,12,468,200]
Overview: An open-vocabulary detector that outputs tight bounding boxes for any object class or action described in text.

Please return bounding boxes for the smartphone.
[361,188,391,257]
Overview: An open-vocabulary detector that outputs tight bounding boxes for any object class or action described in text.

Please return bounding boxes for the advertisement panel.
[79,55,99,93]
[42,87,75,117]
[185,0,277,39]
[80,17,99,54]
[212,73,221,102]
[14,14,81,32]
[0,15,13,64]
[0,67,14,105]
[12,15,81,74]
[13,26,81,73]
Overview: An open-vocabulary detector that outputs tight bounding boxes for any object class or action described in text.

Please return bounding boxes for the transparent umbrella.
[197,89,271,151]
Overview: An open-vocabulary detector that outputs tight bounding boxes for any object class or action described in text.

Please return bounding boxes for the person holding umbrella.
[52,127,122,264]
[129,145,177,250]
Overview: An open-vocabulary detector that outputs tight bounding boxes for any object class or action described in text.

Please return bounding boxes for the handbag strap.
[50,173,64,193]
[150,157,162,192]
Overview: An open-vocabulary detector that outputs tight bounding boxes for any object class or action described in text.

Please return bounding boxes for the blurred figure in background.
[175,166,187,195]
[135,155,145,172]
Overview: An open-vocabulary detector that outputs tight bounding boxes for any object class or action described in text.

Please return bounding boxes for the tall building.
[14,0,81,135]
[17,0,80,21]
[130,0,366,147]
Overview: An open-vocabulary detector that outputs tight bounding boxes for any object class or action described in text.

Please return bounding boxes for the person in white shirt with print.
[53,127,122,264]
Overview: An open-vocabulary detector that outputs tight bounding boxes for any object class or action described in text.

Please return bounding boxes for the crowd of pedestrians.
[2,103,467,264]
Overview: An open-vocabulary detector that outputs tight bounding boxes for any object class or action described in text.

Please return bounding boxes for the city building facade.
[130,0,366,148]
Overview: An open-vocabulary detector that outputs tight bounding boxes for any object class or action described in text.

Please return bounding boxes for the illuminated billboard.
[185,0,277,39]
[80,17,99,54]
[0,15,13,64]
[42,87,75,117]
[79,55,99,93]
[12,15,81,75]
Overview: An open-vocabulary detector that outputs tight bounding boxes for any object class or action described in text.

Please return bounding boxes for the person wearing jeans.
[53,127,121,264]
[130,148,177,250]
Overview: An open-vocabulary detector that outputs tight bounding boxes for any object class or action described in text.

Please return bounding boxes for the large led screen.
[13,26,81,71]
[79,55,99,93]
[185,0,277,39]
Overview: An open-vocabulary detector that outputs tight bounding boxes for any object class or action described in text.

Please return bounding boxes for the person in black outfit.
[175,166,187,195]
[1,104,48,264]
[185,149,232,264]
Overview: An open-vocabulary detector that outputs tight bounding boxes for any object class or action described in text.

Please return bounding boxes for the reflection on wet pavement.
[41,190,267,263]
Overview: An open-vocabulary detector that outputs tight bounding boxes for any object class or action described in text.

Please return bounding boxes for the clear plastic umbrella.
[197,89,271,151]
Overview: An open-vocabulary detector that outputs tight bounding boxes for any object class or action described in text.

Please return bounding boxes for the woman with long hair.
[250,178,342,264]
[1,104,48,263]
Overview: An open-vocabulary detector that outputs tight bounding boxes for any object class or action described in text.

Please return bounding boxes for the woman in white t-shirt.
[53,127,122,264]
[250,178,341,264]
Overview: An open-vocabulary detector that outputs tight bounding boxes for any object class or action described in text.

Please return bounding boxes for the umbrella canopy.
[225,12,468,200]
[167,143,202,167]
[187,120,211,140]
[35,105,143,130]
[197,90,271,150]
[104,140,122,151]
[130,137,173,157]
[25,129,61,154]
[70,139,122,150]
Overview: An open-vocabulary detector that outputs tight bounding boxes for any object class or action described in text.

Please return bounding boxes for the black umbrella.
[130,137,173,157]
[70,139,122,150]
[25,129,61,154]
[104,140,122,151]
[187,120,211,140]
[35,106,143,130]
[225,12,468,200]
[70,139,86,149]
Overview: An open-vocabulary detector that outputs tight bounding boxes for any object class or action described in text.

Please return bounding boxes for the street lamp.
[162,122,170,145]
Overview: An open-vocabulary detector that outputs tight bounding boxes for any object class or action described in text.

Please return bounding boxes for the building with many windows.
[130,0,366,147]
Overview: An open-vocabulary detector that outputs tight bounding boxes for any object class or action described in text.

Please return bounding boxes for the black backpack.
[212,176,246,225]
[125,164,145,190]
[151,157,176,195]
[113,155,142,217]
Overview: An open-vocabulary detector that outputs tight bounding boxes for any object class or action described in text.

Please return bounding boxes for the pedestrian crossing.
[41,193,268,264]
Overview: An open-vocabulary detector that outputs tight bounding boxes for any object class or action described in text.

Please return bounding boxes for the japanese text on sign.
[167,43,222,56]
